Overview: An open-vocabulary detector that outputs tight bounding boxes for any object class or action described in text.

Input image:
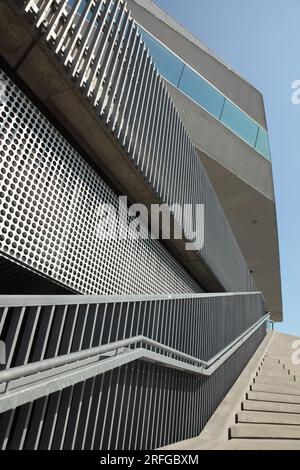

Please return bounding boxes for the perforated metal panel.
[0,70,200,295]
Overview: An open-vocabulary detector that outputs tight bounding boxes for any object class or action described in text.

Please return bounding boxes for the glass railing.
[139,27,271,161]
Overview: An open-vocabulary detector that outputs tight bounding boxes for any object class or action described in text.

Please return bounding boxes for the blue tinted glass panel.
[220,100,258,146]
[255,128,271,160]
[140,28,184,87]
[178,66,225,118]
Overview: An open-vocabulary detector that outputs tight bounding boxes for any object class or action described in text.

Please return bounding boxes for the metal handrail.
[0,291,265,307]
[0,313,269,384]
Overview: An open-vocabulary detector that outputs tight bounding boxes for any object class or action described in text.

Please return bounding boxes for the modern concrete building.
[0,0,282,450]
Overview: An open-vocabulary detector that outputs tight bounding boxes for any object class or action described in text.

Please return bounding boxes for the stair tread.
[251,382,300,396]
[242,400,300,414]
[256,370,292,378]
[237,410,300,425]
[253,377,296,385]
[247,390,300,405]
[224,439,300,450]
[230,423,300,439]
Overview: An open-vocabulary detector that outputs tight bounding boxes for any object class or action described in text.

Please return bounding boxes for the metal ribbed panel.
[13,0,257,293]
[0,69,200,295]
[0,293,265,369]
[0,326,266,449]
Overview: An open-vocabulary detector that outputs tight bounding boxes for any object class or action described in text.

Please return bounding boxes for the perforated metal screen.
[0,70,200,295]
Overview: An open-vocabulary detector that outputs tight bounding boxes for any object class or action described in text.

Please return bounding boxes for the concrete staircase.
[227,352,300,448]
[162,331,300,450]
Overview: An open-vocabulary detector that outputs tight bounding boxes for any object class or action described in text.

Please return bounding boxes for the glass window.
[178,65,225,118]
[255,128,271,160]
[139,28,185,87]
[220,100,258,147]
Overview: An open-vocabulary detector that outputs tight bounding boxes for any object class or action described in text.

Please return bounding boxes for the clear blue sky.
[155,0,300,336]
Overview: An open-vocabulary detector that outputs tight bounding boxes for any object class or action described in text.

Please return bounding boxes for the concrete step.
[260,358,287,366]
[237,410,300,425]
[253,376,296,386]
[263,355,282,361]
[175,333,300,450]
[247,391,300,405]
[224,439,300,450]
[250,382,300,396]
[260,359,282,367]
[230,423,300,439]
[256,369,292,379]
[242,400,300,414]
[257,364,289,375]
[260,356,284,364]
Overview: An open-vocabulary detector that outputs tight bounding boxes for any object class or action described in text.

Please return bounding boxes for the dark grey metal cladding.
[18,0,256,293]
[0,325,266,450]
[0,293,265,370]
